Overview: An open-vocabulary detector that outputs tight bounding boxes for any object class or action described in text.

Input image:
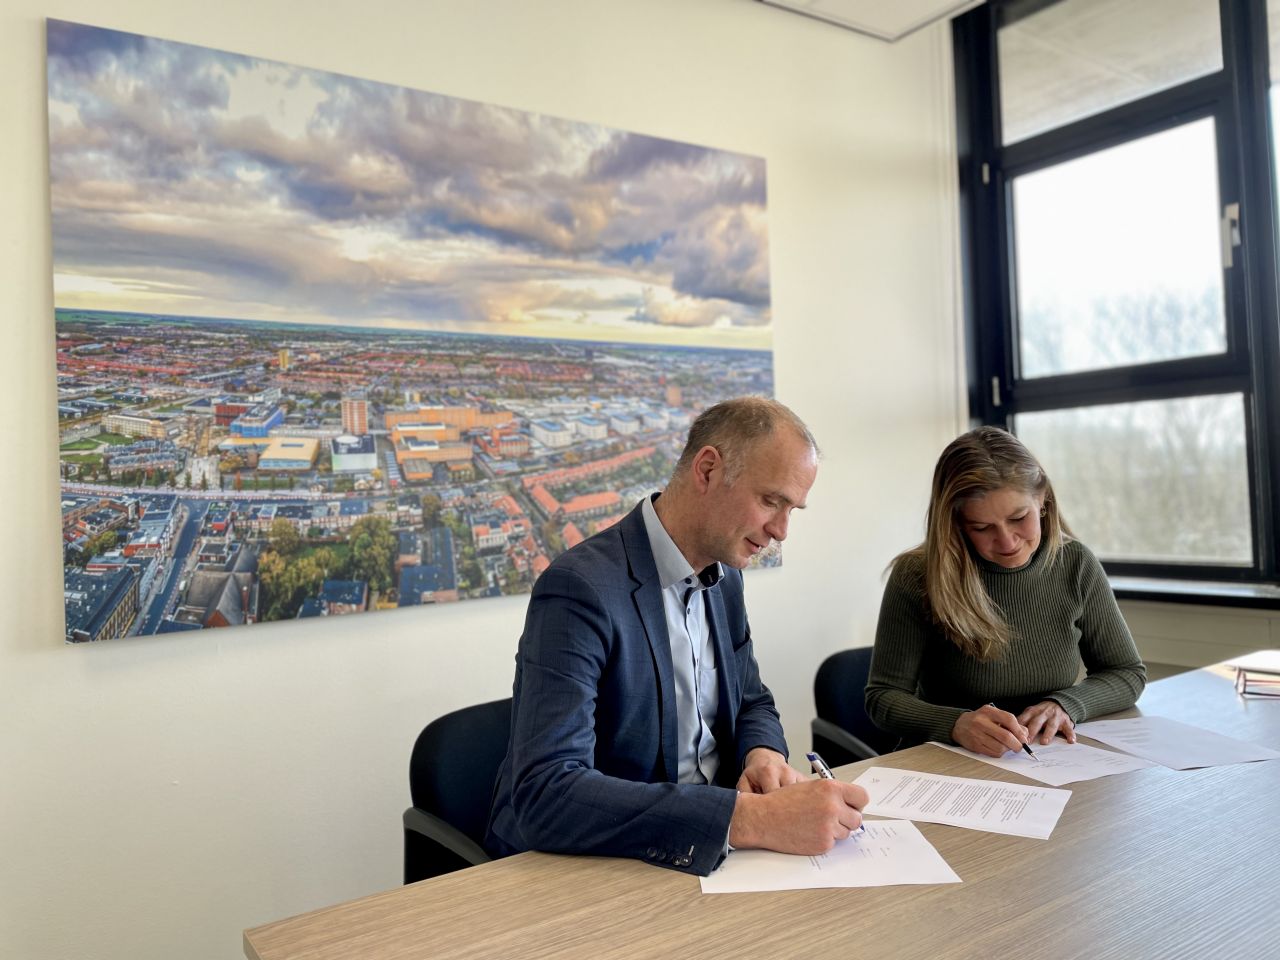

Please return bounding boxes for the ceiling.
[758,0,987,42]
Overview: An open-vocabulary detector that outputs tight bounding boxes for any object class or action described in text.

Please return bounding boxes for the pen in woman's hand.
[985,703,1039,761]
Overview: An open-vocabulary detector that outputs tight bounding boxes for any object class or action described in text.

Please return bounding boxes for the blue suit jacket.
[484,497,788,876]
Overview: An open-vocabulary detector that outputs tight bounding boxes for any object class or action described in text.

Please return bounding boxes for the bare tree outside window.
[1017,393,1250,565]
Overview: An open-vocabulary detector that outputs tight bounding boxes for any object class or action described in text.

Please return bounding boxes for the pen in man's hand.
[806,751,865,835]
[985,702,1039,761]
[806,751,835,779]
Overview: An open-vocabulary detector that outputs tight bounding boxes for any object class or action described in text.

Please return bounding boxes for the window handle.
[1221,202,1241,269]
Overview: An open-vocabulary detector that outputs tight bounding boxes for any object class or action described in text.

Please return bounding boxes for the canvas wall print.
[48,19,774,642]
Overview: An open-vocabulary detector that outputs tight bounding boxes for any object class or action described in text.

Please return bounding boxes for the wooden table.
[245,668,1280,960]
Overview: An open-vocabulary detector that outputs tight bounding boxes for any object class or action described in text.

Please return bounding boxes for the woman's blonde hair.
[894,426,1072,661]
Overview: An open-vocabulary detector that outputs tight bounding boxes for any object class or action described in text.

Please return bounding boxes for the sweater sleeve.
[865,559,967,745]
[1045,542,1147,722]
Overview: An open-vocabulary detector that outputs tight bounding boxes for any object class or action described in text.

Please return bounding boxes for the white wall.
[0,2,963,958]
[1121,601,1280,668]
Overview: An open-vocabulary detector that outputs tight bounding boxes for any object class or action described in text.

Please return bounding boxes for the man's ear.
[690,445,721,493]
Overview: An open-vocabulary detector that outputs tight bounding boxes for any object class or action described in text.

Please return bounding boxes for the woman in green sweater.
[865,426,1146,757]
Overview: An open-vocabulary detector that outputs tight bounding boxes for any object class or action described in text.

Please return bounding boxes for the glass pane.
[999,0,1222,145]
[1015,394,1251,565]
[1012,120,1226,379]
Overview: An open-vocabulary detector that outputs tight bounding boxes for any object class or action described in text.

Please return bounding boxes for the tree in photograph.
[268,518,303,557]
[459,552,484,593]
[542,520,564,557]
[258,549,329,621]
[345,516,396,594]
[257,549,287,617]
[421,493,443,527]
[84,529,119,558]
[310,547,337,581]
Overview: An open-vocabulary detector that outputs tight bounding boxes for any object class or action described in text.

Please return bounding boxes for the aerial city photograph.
[48,20,775,641]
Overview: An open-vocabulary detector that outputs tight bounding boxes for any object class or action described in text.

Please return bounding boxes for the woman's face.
[959,486,1044,568]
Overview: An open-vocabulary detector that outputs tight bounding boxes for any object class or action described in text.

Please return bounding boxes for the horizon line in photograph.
[53,306,774,354]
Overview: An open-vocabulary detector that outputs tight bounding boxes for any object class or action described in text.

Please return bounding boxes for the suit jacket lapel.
[619,500,679,783]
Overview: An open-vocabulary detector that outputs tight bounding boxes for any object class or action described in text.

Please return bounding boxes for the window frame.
[954,0,1280,586]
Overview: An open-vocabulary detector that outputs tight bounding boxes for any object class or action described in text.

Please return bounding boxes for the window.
[954,0,1280,586]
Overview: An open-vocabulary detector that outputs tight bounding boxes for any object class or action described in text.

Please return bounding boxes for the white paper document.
[1075,716,1280,770]
[1224,649,1280,675]
[699,819,960,894]
[928,739,1156,786]
[851,766,1070,839]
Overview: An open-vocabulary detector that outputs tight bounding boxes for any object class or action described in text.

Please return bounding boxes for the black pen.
[985,703,1039,761]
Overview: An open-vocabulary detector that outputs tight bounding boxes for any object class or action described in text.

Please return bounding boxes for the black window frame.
[954,0,1280,590]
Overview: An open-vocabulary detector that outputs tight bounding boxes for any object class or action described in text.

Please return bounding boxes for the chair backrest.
[408,697,512,849]
[812,648,898,763]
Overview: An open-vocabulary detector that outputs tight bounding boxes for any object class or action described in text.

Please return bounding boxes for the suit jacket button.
[673,856,691,867]
[646,848,658,859]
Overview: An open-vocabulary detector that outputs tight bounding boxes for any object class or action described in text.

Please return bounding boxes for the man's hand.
[728,779,869,855]
[736,748,805,794]
[1017,700,1075,745]
[952,704,1030,757]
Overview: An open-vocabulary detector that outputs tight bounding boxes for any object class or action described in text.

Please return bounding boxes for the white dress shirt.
[641,494,723,785]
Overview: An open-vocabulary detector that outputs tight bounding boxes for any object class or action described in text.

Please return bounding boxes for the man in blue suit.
[486,397,868,876]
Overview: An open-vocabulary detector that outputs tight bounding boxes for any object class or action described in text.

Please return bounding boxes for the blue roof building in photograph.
[64,567,139,643]
[319,579,367,613]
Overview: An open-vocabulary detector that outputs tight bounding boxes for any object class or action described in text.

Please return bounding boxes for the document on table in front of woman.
[851,766,1070,839]
[928,738,1156,786]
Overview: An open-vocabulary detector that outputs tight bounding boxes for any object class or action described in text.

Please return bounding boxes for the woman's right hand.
[952,704,1030,757]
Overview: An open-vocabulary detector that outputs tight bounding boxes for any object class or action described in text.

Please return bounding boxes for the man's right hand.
[727,779,869,855]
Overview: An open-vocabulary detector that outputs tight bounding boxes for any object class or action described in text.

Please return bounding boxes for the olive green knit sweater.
[865,538,1146,748]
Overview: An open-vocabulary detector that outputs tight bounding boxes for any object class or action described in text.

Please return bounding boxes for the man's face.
[695,429,818,570]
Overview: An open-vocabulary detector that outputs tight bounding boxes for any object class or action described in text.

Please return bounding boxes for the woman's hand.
[952,704,1030,757]
[1017,700,1075,745]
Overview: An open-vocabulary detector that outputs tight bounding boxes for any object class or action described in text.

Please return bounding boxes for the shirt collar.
[641,493,723,591]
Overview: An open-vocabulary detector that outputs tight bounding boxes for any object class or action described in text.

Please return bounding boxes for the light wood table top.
[245,667,1280,960]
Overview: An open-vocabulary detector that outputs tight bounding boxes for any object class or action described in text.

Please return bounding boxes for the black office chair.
[403,697,512,884]
[811,648,898,767]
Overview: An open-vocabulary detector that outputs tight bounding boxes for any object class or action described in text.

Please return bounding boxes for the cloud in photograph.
[47,19,773,347]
